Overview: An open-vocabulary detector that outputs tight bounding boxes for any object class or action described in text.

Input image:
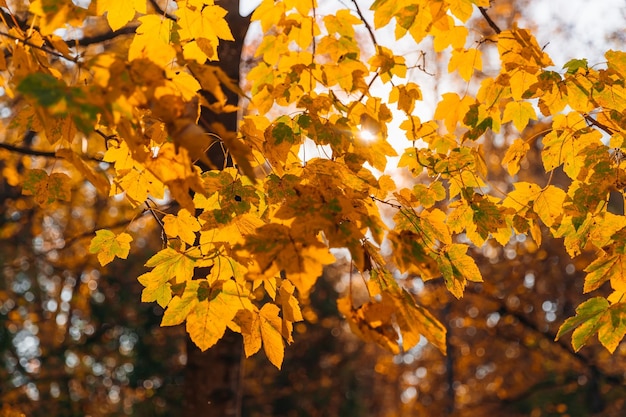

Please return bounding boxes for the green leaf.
[563,58,588,74]
[17,73,66,107]
[556,297,609,351]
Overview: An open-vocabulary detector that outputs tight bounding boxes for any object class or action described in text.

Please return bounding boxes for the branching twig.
[0,31,80,63]
[584,114,615,136]
[370,195,401,209]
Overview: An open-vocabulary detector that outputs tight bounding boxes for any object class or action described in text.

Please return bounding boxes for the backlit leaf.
[259,303,285,369]
[89,230,133,266]
[186,280,247,351]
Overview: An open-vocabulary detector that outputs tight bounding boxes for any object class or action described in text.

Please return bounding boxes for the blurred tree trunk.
[183,2,251,416]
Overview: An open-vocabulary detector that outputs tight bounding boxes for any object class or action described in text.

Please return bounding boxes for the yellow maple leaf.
[337,295,400,354]
[503,182,565,228]
[509,69,538,101]
[501,138,530,176]
[138,271,172,308]
[161,280,201,326]
[434,92,474,133]
[502,101,537,131]
[243,224,335,296]
[235,309,262,357]
[285,245,336,297]
[163,209,201,246]
[117,168,165,206]
[584,254,626,293]
[97,0,146,31]
[144,247,200,283]
[170,71,202,101]
[448,47,482,81]
[186,280,248,351]
[89,230,133,266]
[56,149,110,196]
[176,3,234,44]
[279,280,303,323]
[128,15,176,67]
[432,24,468,52]
[446,0,474,22]
[386,289,447,353]
[533,185,566,228]
[259,303,285,369]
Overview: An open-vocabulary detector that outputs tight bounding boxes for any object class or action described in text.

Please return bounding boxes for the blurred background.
[1,0,626,416]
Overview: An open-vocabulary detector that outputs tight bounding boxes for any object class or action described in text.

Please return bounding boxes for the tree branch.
[148,0,177,21]
[68,26,138,47]
[478,7,502,34]
[0,141,105,163]
[0,142,56,158]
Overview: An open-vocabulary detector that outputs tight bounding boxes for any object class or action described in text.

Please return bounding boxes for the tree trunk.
[184,2,251,416]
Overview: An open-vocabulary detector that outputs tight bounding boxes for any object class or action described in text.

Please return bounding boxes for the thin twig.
[351,0,378,47]
[0,31,80,63]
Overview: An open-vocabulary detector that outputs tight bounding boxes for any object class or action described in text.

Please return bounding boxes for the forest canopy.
[1,0,626,408]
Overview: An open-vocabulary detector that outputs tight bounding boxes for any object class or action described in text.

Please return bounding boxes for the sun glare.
[359,129,377,142]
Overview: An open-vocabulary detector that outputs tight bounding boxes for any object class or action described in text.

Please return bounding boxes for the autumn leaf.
[97,0,146,31]
[448,48,482,82]
[145,247,200,283]
[337,295,400,354]
[89,230,133,266]
[56,148,111,196]
[160,280,201,326]
[163,209,201,246]
[186,280,248,351]
[556,297,609,351]
[388,288,447,354]
[502,101,537,131]
[138,271,172,308]
[259,303,285,369]
[22,169,71,207]
[235,309,263,357]
[434,93,474,133]
[556,296,626,353]
[584,253,626,293]
[501,138,530,176]
[279,280,303,323]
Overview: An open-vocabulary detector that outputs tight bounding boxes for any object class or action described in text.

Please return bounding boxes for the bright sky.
[522,0,626,66]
